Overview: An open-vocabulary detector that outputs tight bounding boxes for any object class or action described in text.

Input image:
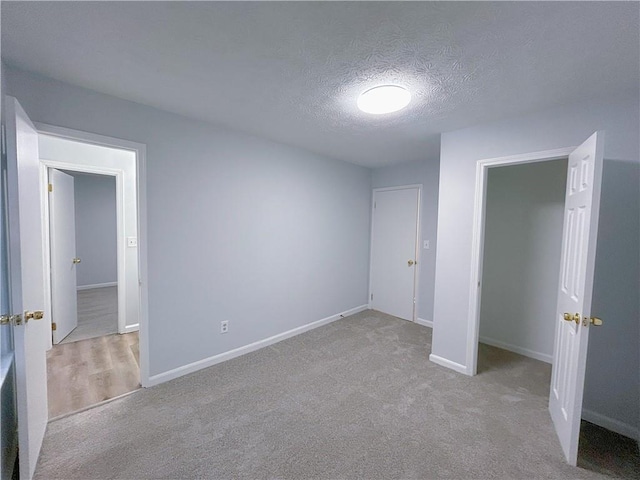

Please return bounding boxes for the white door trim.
[34,123,150,388]
[368,184,422,322]
[465,147,575,376]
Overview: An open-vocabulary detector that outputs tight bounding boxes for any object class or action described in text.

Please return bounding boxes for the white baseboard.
[429,353,471,375]
[147,304,369,387]
[77,282,117,291]
[479,336,552,364]
[415,318,433,328]
[582,408,639,441]
[123,323,139,334]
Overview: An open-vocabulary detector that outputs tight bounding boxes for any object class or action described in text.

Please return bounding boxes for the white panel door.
[49,169,79,343]
[549,132,604,465]
[370,187,420,321]
[5,97,48,479]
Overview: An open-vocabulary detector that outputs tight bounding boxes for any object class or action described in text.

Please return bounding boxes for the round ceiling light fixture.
[357,85,411,114]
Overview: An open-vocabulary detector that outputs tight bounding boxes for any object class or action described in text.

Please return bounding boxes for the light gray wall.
[433,91,639,437]
[586,156,639,437]
[372,157,440,322]
[65,172,117,287]
[5,66,372,377]
[480,160,567,362]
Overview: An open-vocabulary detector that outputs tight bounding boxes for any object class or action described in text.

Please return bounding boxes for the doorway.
[52,170,118,345]
[468,142,639,474]
[475,158,639,476]
[369,185,421,321]
[37,129,146,418]
[477,159,567,369]
[5,97,149,478]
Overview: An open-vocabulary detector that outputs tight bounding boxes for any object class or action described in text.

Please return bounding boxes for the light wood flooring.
[47,331,140,418]
[61,286,118,344]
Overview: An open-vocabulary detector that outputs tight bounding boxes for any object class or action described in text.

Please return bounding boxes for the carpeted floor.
[60,286,118,344]
[578,421,640,478]
[35,310,637,479]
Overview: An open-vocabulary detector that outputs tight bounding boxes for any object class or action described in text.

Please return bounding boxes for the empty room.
[1,2,638,480]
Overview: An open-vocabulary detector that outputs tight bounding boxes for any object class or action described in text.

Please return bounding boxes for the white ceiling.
[2,2,638,168]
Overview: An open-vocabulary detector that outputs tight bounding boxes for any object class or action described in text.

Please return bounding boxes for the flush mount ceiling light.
[357,85,411,114]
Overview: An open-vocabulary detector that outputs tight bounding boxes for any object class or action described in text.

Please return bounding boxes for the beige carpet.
[60,286,118,344]
[35,310,638,479]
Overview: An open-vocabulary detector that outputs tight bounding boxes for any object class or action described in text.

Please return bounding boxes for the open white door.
[370,186,420,321]
[5,96,48,480]
[549,131,604,465]
[49,169,79,344]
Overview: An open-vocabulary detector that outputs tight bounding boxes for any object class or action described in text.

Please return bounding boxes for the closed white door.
[549,131,604,465]
[5,97,48,480]
[49,169,79,344]
[370,187,420,321]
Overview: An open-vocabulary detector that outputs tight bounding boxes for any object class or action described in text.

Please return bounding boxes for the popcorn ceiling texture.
[2,2,638,167]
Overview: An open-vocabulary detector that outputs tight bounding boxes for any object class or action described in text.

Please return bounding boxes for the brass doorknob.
[589,317,603,326]
[1,314,23,326]
[72,257,81,264]
[563,312,580,324]
[408,260,415,266]
[24,311,44,321]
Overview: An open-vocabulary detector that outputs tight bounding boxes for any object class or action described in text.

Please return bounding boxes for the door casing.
[464,147,575,376]
[43,165,124,340]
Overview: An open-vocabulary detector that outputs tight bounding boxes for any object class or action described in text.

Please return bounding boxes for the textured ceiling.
[2,2,639,167]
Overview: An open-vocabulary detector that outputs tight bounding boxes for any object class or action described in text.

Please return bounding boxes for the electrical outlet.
[220,320,229,334]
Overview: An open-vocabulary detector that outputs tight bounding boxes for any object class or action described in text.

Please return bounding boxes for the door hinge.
[52,322,57,331]
[374,201,376,209]
[48,183,53,192]
[1,124,6,156]
[0,314,23,326]
[371,293,373,301]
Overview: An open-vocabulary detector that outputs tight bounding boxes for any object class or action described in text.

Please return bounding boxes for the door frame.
[466,147,575,376]
[43,164,124,338]
[368,184,422,322]
[34,123,150,388]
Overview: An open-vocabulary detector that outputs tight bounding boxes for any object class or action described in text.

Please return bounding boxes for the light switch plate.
[423,240,430,249]
[127,237,138,247]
